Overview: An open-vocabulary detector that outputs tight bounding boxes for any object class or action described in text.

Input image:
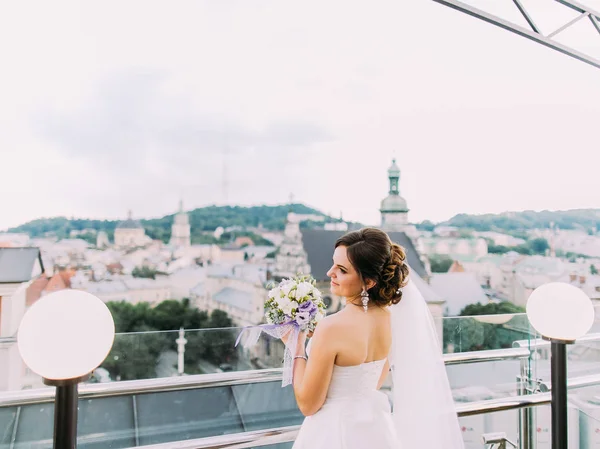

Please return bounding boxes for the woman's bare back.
[324,306,392,367]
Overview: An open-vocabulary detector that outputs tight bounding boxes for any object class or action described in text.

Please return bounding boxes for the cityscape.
[1,0,600,448]
[2,159,600,447]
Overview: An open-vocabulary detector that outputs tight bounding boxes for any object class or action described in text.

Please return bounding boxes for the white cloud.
[1,0,599,230]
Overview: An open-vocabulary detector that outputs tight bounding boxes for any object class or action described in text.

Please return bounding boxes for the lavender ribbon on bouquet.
[235,321,301,387]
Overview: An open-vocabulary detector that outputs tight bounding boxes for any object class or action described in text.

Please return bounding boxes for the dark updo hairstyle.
[334,227,410,307]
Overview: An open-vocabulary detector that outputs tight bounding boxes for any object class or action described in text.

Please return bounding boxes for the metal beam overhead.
[431,0,600,70]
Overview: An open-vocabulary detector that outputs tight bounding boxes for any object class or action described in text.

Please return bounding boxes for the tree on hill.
[415,220,436,231]
[100,299,237,381]
[460,302,525,316]
[487,237,550,256]
[529,238,550,254]
[429,255,454,273]
[132,266,165,280]
[442,301,528,353]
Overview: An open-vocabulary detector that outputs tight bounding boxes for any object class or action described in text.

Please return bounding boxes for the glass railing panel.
[577,402,600,448]
[448,358,525,401]
[0,407,17,449]
[7,307,569,389]
[78,396,136,448]
[0,383,300,448]
[6,301,600,391]
[95,328,285,383]
[442,313,535,354]
[568,383,600,448]
[458,409,519,449]
[97,313,541,385]
[529,383,600,449]
[95,309,551,384]
[12,403,53,449]
[530,404,583,448]
[135,386,244,446]
[231,382,303,431]
[442,313,537,401]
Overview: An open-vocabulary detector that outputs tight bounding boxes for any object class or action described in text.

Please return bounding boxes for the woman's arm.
[292,321,337,416]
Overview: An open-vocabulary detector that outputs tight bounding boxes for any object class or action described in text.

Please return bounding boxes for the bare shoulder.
[310,312,348,342]
[312,313,340,336]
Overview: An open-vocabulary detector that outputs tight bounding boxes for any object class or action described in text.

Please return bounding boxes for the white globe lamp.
[18,289,115,449]
[526,282,594,449]
[526,282,594,343]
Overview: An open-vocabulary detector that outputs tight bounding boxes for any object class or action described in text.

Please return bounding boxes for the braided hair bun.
[334,228,410,307]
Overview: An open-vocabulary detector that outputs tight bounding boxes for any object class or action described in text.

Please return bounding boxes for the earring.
[361,289,369,313]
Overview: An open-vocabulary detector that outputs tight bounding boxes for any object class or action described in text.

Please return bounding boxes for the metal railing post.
[517,357,535,449]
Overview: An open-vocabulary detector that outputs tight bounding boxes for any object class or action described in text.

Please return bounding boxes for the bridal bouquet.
[264,275,326,332]
[235,274,326,387]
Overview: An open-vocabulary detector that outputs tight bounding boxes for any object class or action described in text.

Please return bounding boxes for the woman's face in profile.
[327,246,362,299]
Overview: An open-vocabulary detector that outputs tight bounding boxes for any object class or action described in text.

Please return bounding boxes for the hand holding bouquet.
[235,274,326,386]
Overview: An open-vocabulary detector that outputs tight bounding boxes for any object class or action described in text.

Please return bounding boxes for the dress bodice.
[306,339,387,401]
[326,360,387,400]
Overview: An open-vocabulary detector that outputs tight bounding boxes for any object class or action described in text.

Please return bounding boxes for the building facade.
[114,211,148,248]
[170,201,191,247]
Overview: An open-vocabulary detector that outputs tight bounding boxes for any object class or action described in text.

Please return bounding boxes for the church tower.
[170,200,191,247]
[380,159,409,231]
[273,212,311,281]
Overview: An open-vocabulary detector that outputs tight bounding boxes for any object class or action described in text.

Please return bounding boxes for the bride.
[287,228,465,449]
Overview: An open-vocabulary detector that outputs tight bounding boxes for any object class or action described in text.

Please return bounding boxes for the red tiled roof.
[45,273,68,293]
[26,276,49,307]
[448,260,466,273]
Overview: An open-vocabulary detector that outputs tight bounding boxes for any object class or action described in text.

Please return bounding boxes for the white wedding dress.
[291,278,465,449]
[292,352,399,449]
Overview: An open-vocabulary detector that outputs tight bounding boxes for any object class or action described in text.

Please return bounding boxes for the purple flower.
[295,311,311,327]
[299,300,317,316]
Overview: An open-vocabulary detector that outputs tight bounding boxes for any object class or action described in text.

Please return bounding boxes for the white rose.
[268,286,281,299]
[277,296,290,310]
[296,282,313,299]
[315,310,325,322]
[312,286,322,298]
[280,280,294,297]
[281,300,298,316]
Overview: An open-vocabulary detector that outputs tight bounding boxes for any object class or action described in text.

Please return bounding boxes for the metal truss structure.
[432,0,600,70]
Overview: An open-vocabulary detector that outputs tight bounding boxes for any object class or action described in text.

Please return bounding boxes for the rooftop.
[212,287,255,313]
[0,247,43,284]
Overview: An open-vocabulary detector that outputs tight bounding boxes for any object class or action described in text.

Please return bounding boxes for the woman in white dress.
[287,228,465,449]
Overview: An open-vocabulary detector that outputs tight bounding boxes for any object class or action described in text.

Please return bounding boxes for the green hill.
[417,209,600,235]
[12,206,600,245]
[8,204,344,244]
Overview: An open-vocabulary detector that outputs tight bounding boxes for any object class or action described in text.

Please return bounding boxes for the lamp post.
[17,290,115,449]
[526,282,594,449]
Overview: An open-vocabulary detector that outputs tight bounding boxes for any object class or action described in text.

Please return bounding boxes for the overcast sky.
[1,0,599,231]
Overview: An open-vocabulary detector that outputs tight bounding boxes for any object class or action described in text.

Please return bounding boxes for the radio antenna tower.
[222,140,230,205]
